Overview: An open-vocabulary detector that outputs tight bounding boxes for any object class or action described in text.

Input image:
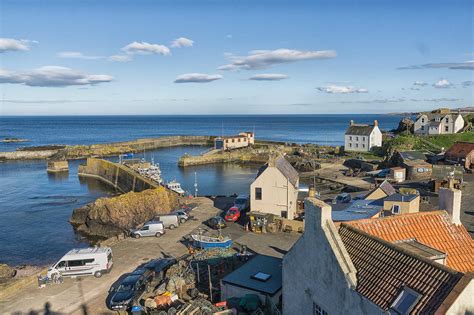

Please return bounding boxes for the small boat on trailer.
[191,234,232,249]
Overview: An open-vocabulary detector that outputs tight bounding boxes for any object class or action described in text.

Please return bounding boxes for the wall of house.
[444,279,474,314]
[221,282,281,306]
[250,167,298,219]
[453,115,465,133]
[223,137,249,150]
[383,196,420,214]
[344,134,370,152]
[414,114,429,135]
[404,163,432,180]
[370,126,383,148]
[365,187,388,200]
[282,198,384,315]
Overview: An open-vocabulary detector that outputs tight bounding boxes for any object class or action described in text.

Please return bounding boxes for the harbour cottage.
[344,120,382,152]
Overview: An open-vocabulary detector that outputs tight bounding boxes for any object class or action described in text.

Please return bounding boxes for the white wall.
[344,134,370,152]
[454,115,465,133]
[282,198,384,315]
[445,279,474,315]
[250,167,298,219]
[370,126,383,148]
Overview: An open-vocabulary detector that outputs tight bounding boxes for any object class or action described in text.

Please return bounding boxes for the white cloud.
[218,48,336,70]
[121,41,171,56]
[170,37,194,48]
[0,38,35,53]
[174,73,223,83]
[0,66,113,87]
[249,73,289,81]
[433,79,452,89]
[108,54,132,62]
[398,61,474,70]
[413,81,427,86]
[316,85,368,94]
[57,51,103,60]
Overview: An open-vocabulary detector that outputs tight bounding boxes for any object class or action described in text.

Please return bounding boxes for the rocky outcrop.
[395,117,414,134]
[70,187,178,239]
[0,264,16,283]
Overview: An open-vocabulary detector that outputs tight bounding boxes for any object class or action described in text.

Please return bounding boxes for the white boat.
[166,180,185,195]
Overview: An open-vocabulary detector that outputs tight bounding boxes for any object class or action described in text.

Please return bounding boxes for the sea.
[0,115,402,266]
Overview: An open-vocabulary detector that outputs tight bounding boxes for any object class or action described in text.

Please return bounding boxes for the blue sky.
[0,0,473,115]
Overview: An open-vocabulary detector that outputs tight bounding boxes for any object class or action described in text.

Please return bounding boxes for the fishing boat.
[166,180,185,195]
[191,234,233,249]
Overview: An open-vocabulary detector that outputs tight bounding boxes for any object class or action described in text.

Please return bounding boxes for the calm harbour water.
[0,115,401,266]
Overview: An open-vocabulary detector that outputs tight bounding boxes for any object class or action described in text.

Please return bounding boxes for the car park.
[130,221,165,238]
[108,274,147,311]
[206,216,227,229]
[225,206,241,222]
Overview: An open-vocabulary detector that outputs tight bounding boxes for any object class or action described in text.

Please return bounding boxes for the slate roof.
[346,211,474,272]
[378,180,397,196]
[338,224,465,313]
[398,150,429,161]
[221,255,282,295]
[384,193,419,202]
[331,199,383,222]
[345,124,375,136]
[445,141,474,159]
[256,155,299,188]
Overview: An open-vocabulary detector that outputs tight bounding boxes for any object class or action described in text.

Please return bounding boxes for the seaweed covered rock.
[70,187,178,239]
[0,264,16,282]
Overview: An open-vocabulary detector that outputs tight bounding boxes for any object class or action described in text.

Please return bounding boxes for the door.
[140,225,151,236]
[55,260,68,275]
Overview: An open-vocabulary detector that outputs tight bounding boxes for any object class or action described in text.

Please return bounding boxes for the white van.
[47,247,113,279]
[154,214,179,229]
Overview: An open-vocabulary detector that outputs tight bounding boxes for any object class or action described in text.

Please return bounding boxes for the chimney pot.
[374,120,379,127]
[350,120,354,126]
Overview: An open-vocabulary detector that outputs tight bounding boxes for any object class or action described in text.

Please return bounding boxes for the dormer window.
[389,287,421,315]
[421,118,425,123]
[445,117,449,123]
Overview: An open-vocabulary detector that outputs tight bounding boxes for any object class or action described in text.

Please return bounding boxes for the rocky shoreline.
[70,187,179,239]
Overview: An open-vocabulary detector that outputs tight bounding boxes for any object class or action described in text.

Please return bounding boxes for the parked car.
[206,216,227,229]
[233,195,250,212]
[143,257,177,283]
[130,221,165,238]
[172,210,190,223]
[130,267,154,289]
[225,206,241,222]
[154,214,179,229]
[47,247,113,279]
[332,193,351,204]
[108,274,147,311]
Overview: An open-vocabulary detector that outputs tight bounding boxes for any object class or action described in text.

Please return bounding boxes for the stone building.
[282,196,474,314]
[214,132,254,151]
[250,155,299,219]
[344,120,382,152]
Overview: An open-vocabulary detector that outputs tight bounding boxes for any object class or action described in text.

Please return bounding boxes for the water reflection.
[47,171,70,181]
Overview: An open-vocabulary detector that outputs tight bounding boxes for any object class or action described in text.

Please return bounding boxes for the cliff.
[70,187,178,239]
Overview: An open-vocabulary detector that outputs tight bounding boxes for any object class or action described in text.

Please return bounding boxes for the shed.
[445,141,474,169]
[390,167,406,183]
[220,255,282,306]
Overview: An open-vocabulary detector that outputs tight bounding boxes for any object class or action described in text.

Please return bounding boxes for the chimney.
[349,120,354,126]
[304,197,332,231]
[439,188,462,225]
[374,120,379,127]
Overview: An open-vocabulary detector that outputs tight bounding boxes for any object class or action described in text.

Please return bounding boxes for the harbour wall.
[0,135,214,161]
[78,158,172,194]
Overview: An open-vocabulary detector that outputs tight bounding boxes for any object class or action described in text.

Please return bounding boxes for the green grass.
[424,132,474,150]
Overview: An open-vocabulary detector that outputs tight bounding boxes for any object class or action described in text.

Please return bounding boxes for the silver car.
[172,210,190,223]
[130,221,165,238]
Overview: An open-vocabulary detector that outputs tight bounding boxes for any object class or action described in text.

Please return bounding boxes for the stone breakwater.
[0,135,214,160]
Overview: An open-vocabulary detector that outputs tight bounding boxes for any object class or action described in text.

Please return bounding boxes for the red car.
[225,206,241,222]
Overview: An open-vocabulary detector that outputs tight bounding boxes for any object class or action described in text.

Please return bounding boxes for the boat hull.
[191,235,232,249]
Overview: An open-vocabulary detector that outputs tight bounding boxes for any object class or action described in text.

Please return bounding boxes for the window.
[232,139,235,143]
[362,137,365,141]
[390,287,421,315]
[349,136,352,140]
[355,143,359,148]
[445,126,449,132]
[313,303,328,315]
[56,261,66,268]
[83,259,95,264]
[356,136,359,141]
[362,144,365,148]
[421,118,425,123]
[445,117,449,123]
[238,138,241,142]
[141,226,150,230]
[281,211,288,218]
[421,126,424,131]
[255,187,262,200]
[392,204,400,214]
[349,143,352,147]
[68,259,85,267]
[252,272,272,282]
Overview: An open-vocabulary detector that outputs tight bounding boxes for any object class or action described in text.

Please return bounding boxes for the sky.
[0,0,473,115]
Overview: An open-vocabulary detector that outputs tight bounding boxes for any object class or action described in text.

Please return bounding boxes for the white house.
[250,155,299,219]
[344,120,382,152]
[413,109,464,135]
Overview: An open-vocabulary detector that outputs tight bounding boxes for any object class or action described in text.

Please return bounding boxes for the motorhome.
[47,247,113,279]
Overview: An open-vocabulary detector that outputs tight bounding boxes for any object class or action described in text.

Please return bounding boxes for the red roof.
[445,141,474,159]
[346,211,474,272]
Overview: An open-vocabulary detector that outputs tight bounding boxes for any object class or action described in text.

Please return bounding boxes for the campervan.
[47,247,113,279]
